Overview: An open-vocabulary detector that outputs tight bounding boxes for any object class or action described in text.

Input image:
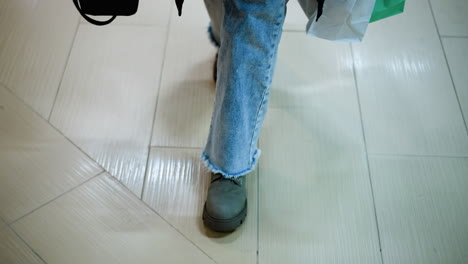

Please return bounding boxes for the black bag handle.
[73,0,117,26]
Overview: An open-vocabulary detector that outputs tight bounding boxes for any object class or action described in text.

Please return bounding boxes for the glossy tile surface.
[284,0,309,32]
[352,0,468,156]
[430,0,468,36]
[0,0,79,118]
[0,86,102,223]
[11,173,215,264]
[50,24,166,197]
[259,109,380,263]
[80,0,172,26]
[2,0,468,262]
[0,221,44,264]
[258,32,381,263]
[269,33,355,108]
[369,155,468,264]
[142,147,257,264]
[151,0,217,148]
[443,37,468,125]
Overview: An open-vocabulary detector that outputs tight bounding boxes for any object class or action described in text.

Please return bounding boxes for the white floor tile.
[11,173,215,264]
[369,155,468,264]
[284,0,309,32]
[430,0,468,37]
[352,0,468,156]
[79,0,172,26]
[0,86,102,223]
[0,0,79,118]
[270,32,355,108]
[142,147,257,264]
[50,24,167,197]
[0,221,44,264]
[442,37,468,127]
[259,32,381,261]
[260,32,380,263]
[2,0,467,262]
[151,0,217,148]
[259,106,381,264]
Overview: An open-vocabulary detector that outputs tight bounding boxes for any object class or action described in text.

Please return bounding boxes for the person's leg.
[201,0,288,178]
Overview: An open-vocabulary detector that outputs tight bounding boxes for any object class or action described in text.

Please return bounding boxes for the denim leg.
[201,0,287,178]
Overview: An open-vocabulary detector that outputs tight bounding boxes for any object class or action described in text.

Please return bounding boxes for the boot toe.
[205,186,246,220]
[203,174,248,232]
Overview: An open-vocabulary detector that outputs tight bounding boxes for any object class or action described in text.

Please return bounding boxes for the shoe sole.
[202,201,247,233]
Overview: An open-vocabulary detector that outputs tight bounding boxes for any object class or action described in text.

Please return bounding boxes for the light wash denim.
[200,0,288,178]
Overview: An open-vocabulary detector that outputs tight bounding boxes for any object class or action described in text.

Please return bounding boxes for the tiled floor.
[1,0,467,263]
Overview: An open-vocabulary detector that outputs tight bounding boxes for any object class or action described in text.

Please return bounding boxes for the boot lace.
[211,173,242,186]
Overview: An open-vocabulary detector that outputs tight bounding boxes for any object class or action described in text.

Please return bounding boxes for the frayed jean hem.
[200,149,261,178]
[207,23,221,48]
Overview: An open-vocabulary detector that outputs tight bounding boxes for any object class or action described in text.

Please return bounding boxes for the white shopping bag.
[297,0,376,42]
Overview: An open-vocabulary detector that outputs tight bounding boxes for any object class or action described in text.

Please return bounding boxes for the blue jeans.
[201,0,288,178]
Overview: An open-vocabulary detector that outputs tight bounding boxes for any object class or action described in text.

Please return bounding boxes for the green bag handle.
[370,0,406,23]
[73,0,117,26]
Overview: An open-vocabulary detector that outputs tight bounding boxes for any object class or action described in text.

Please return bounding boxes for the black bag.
[73,0,139,26]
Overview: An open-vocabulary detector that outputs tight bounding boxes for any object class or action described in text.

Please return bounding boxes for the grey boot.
[203,172,247,232]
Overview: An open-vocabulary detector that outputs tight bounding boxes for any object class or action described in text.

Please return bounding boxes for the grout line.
[140,144,153,200]
[8,172,105,226]
[427,0,468,137]
[103,173,218,264]
[134,12,218,260]
[0,80,15,96]
[2,9,215,263]
[0,84,109,176]
[2,16,216,263]
[370,152,468,159]
[440,35,468,39]
[349,43,385,264]
[47,16,81,121]
[47,19,173,123]
[140,3,174,201]
[2,218,49,264]
[0,216,8,227]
